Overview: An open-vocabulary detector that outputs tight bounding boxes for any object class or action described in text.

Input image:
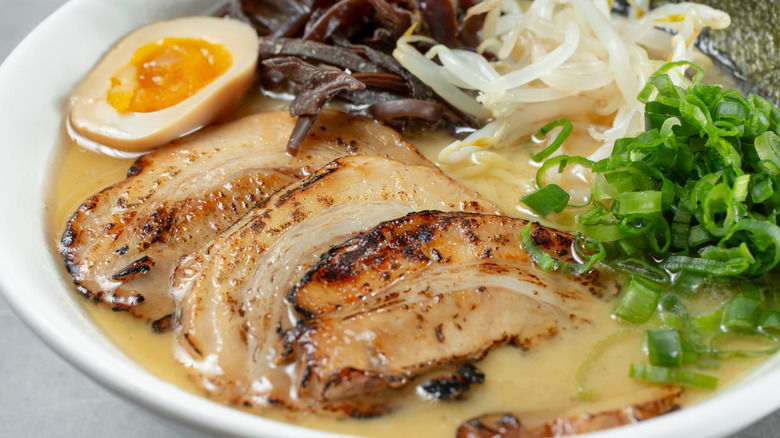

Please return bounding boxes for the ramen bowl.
[1,1,779,437]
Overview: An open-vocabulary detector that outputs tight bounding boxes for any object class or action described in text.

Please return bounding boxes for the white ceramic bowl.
[1,1,779,437]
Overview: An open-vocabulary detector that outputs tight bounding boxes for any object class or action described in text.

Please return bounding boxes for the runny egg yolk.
[107,38,232,113]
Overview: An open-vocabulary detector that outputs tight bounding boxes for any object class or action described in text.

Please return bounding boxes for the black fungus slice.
[369,98,443,122]
[262,57,366,155]
[421,0,459,47]
[233,0,492,148]
[258,36,385,73]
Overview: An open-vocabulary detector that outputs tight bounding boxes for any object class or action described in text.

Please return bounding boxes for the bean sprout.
[393,0,730,228]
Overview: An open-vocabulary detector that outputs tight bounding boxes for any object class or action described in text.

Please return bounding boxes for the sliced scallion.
[523,60,780,387]
[616,191,663,215]
[519,184,569,218]
[629,363,718,389]
[760,310,780,331]
[647,329,683,368]
[613,276,661,324]
[530,118,573,162]
[722,296,762,331]
[575,330,640,400]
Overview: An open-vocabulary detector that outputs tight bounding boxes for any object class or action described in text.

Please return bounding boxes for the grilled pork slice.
[456,386,683,437]
[287,211,609,404]
[59,110,431,326]
[171,156,501,412]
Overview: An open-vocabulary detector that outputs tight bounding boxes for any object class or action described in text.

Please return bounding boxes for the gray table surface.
[1,0,778,437]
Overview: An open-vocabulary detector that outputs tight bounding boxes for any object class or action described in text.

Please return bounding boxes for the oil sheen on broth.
[45,106,764,438]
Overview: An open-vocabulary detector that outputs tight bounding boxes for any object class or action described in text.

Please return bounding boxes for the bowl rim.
[1,1,779,437]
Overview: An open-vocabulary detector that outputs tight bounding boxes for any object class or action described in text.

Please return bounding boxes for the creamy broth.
[45,109,767,437]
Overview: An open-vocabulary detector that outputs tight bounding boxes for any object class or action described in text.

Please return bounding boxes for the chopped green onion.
[575,330,640,400]
[530,118,573,162]
[534,155,594,190]
[524,60,780,386]
[718,220,780,276]
[616,191,663,214]
[714,99,748,121]
[647,329,683,367]
[688,225,712,247]
[567,62,780,280]
[692,307,725,333]
[698,243,755,276]
[722,297,762,331]
[662,254,749,276]
[755,131,780,168]
[760,310,780,331]
[699,183,735,236]
[629,363,718,389]
[732,174,750,203]
[613,276,661,324]
[669,271,706,297]
[740,282,764,301]
[710,332,780,359]
[670,207,692,249]
[750,176,773,203]
[519,184,569,217]
[610,258,669,283]
[580,223,623,243]
[636,61,703,104]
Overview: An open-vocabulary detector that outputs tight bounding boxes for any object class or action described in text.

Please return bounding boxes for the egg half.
[68,16,259,154]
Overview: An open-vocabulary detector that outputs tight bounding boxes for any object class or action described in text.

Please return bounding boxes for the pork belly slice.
[287,211,610,403]
[456,386,683,437]
[59,110,431,325]
[171,156,500,411]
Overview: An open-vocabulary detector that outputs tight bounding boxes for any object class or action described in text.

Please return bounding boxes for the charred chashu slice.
[286,211,610,404]
[59,110,432,326]
[171,156,501,412]
[456,386,683,437]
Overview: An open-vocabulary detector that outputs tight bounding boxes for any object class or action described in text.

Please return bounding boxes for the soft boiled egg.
[67,16,259,155]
